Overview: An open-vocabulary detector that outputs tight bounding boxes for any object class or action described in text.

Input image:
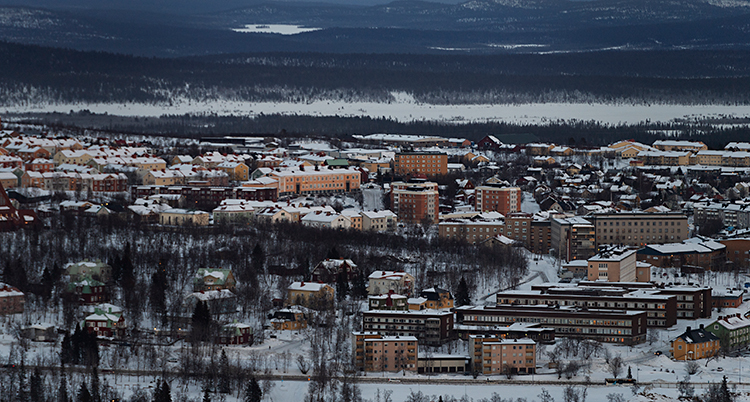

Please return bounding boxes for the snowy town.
[4,123,750,402]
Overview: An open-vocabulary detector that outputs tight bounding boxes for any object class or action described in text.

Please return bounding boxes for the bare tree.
[296,355,311,375]
[678,375,695,399]
[606,394,625,402]
[685,361,700,376]
[607,355,624,379]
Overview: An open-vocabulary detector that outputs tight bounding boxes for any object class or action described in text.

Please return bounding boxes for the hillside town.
[3,123,750,401]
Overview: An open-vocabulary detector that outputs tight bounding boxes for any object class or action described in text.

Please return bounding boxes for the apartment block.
[475,185,521,215]
[269,167,361,196]
[637,238,726,270]
[456,304,648,345]
[550,216,596,262]
[589,212,688,247]
[393,152,448,177]
[352,333,418,372]
[362,310,454,345]
[390,179,439,224]
[468,335,536,375]
[587,246,637,282]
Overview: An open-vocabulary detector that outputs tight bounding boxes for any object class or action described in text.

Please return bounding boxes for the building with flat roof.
[456,304,648,345]
[551,216,596,262]
[589,212,688,247]
[362,309,454,345]
[587,246,638,282]
[393,152,448,177]
[390,180,439,224]
[352,333,418,372]
[468,335,536,375]
[475,185,522,216]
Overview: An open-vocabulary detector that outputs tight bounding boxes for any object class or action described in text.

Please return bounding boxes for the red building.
[0,283,25,315]
[0,182,38,231]
[24,159,54,173]
[475,185,522,216]
[216,323,253,345]
[390,179,439,224]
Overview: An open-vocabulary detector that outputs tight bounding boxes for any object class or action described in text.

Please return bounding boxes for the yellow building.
[286,282,334,308]
[352,333,418,372]
[158,209,209,226]
[217,161,249,181]
[269,167,361,196]
[671,325,720,360]
[270,307,308,330]
[469,336,536,375]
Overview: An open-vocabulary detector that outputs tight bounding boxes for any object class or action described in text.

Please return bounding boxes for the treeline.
[2,41,750,107]
[21,111,750,149]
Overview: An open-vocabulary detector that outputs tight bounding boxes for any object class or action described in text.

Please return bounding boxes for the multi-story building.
[637,238,726,270]
[721,238,750,268]
[495,287,676,328]
[455,322,555,344]
[574,281,713,319]
[653,140,707,152]
[456,304,648,345]
[361,210,397,231]
[530,218,551,254]
[286,282,334,309]
[269,167,362,196]
[475,185,521,216]
[393,152,448,177]
[368,292,408,311]
[0,283,25,315]
[550,216,596,262]
[362,310,454,345]
[694,201,750,230]
[589,212,689,247]
[368,271,415,296]
[352,332,418,372]
[706,314,750,351]
[670,325,719,360]
[159,209,210,226]
[390,179,439,224]
[131,185,278,209]
[468,336,536,375]
[587,246,638,282]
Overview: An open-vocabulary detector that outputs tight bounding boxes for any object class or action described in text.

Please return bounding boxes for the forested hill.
[2,41,750,108]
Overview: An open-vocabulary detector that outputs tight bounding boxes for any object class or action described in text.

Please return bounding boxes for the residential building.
[393,152,448,177]
[670,325,720,360]
[216,323,253,345]
[65,276,108,305]
[217,161,249,181]
[573,282,713,319]
[83,304,126,338]
[468,336,536,375]
[0,172,18,189]
[65,260,113,283]
[368,292,408,311]
[455,305,648,345]
[637,238,726,270]
[475,185,521,215]
[361,210,397,231]
[368,271,415,296]
[0,283,24,315]
[653,140,707,152]
[362,309,454,345]
[530,218,552,254]
[589,212,689,247]
[587,246,637,282]
[213,200,255,224]
[311,259,358,283]
[193,268,236,292]
[268,167,362,196]
[159,209,210,226]
[712,288,743,309]
[185,289,237,315]
[286,282,334,309]
[454,322,555,344]
[721,238,750,268]
[417,287,454,310]
[300,211,351,229]
[706,314,750,351]
[390,179,439,224]
[550,216,596,262]
[352,332,418,372]
[271,307,308,330]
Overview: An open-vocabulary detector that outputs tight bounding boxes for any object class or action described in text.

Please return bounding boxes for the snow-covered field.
[5,99,750,125]
[232,24,322,35]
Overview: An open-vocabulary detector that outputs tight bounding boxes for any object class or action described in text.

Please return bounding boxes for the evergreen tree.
[59,372,70,402]
[90,367,101,402]
[218,349,231,394]
[455,277,471,306]
[202,388,211,402]
[77,383,92,402]
[149,268,168,320]
[326,247,340,260]
[351,270,367,299]
[191,301,211,343]
[30,368,43,402]
[626,366,632,379]
[153,379,171,402]
[244,377,262,402]
[336,270,349,302]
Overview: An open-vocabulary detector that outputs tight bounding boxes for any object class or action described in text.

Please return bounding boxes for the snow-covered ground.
[232,24,322,35]
[4,100,750,125]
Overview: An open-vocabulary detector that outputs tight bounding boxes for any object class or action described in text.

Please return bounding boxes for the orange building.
[352,333,418,372]
[394,152,447,177]
[468,335,536,375]
[269,167,361,196]
[721,238,750,268]
[390,179,439,224]
[671,325,720,360]
[25,159,54,173]
[586,247,637,282]
[475,185,522,215]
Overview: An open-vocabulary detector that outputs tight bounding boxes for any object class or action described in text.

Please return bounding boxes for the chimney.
[700,324,704,330]
[686,326,691,332]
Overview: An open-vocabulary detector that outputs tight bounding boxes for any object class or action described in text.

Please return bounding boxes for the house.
[216,323,253,345]
[707,314,750,351]
[22,324,56,342]
[217,161,249,181]
[159,209,210,226]
[311,259,358,283]
[286,282,335,309]
[193,268,236,292]
[0,172,18,189]
[712,288,743,309]
[212,200,254,224]
[300,211,351,229]
[361,210,397,231]
[368,292,408,311]
[671,325,720,360]
[271,307,308,330]
[65,276,107,305]
[0,282,24,315]
[368,271,415,296]
[185,289,238,315]
[83,304,126,338]
[65,260,113,283]
[417,287,454,310]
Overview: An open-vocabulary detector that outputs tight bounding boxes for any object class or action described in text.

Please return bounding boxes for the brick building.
[390,179,439,224]
[475,185,521,216]
[0,283,24,315]
[589,212,688,247]
[393,152,448,177]
[362,310,454,345]
[468,336,536,375]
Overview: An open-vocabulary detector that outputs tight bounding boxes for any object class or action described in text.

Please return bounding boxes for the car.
[654,351,662,356]
[717,367,724,372]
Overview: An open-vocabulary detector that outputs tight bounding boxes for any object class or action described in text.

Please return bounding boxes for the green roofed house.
[706,313,750,351]
[65,260,113,283]
[65,276,107,305]
[324,159,349,167]
[216,322,253,345]
[193,268,236,292]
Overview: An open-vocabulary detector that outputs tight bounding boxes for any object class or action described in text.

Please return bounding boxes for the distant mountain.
[0,0,748,56]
